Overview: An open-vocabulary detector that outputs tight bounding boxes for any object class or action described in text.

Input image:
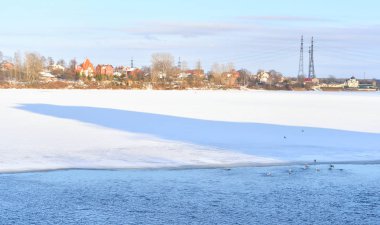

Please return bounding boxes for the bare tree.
[24,52,44,82]
[225,62,234,72]
[47,57,54,66]
[210,62,235,85]
[237,68,251,86]
[13,51,23,81]
[210,63,222,84]
[40,56,47,68]
[151,53,175,83]
[69,58,77,71]
[59,58,78,80]
[326,75,337,84]
[268,69,284,85]
[57,59,66,67]
[140,66,151,82]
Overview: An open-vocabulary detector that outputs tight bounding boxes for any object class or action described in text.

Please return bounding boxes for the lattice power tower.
[298,36,316,79]
[298,36,305,78]
[308,37,316,78]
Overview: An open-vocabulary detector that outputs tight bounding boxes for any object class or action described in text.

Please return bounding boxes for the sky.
[1,0,380,78]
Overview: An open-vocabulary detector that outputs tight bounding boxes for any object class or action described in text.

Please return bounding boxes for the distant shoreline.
[0,81,378,91]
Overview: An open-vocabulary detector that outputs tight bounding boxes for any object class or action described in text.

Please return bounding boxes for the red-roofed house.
[0,61,14,71]
[304,77,319,84]
[76,58,95,77]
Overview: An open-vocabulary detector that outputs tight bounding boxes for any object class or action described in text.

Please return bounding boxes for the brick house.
[96,64,114,76]
[221,70,240,86]
[76,58,95,77]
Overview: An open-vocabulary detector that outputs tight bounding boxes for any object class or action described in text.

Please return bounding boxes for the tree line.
[0,51,290,90]
[0,50,78,82]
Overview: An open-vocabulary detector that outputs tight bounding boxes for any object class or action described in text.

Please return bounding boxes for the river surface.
[0,164,379,225]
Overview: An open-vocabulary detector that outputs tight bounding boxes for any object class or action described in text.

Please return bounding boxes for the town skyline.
[1,0,380,78]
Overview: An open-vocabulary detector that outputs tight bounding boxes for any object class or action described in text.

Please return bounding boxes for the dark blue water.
[0,165,379,225]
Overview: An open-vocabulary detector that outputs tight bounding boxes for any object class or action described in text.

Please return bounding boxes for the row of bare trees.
[2,52,45,82]
[0,50,78,82]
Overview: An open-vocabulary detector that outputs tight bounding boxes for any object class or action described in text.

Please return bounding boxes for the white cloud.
[238,15,335,22]
[125,21,250,37]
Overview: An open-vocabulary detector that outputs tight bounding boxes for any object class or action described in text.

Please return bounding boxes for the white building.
[178,72,192,78]
[257,71,270,83]
[39,71,57,82]
[344,76,359,88]
[158,71,167,79]
[49,64,65,71]
[113,72,122,77]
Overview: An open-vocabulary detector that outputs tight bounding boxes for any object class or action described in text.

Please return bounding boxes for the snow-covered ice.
[1,89,379,172]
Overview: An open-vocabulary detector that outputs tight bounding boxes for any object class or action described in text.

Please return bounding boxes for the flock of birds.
[263,129,344,177]
[265,160,344,177]
[224,129,345,176]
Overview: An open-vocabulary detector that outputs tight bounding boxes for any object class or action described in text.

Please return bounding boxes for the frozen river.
[1,90,380,172]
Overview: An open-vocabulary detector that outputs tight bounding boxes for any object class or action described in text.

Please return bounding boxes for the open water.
[0,164,379,225]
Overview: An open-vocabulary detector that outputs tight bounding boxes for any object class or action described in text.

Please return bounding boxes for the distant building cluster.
[319,76,378,91]
[0,54,378,91]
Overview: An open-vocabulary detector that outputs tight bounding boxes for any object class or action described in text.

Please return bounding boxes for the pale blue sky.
[1,0,380,78]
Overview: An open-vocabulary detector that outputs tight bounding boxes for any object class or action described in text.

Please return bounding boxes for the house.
[358,80,378,91]
[190,69,205,78]
[114,66,126,75]
[178,71,192,78]
[96,64,114,76]
[344,76,359,88]
[304,77,320,84]
[181,69,205,78]
[39,71,57,82]
[126,67,138,76]
[76,58,95,77]
[221,70,240,86]
[113,66,140,77]
[0,61,14,71]
[49,64,65,72]
[113,71,122,77]
[195,69,205,77]
[256,71,270,83]
[157,71,167,79]
[320,83,344,88]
